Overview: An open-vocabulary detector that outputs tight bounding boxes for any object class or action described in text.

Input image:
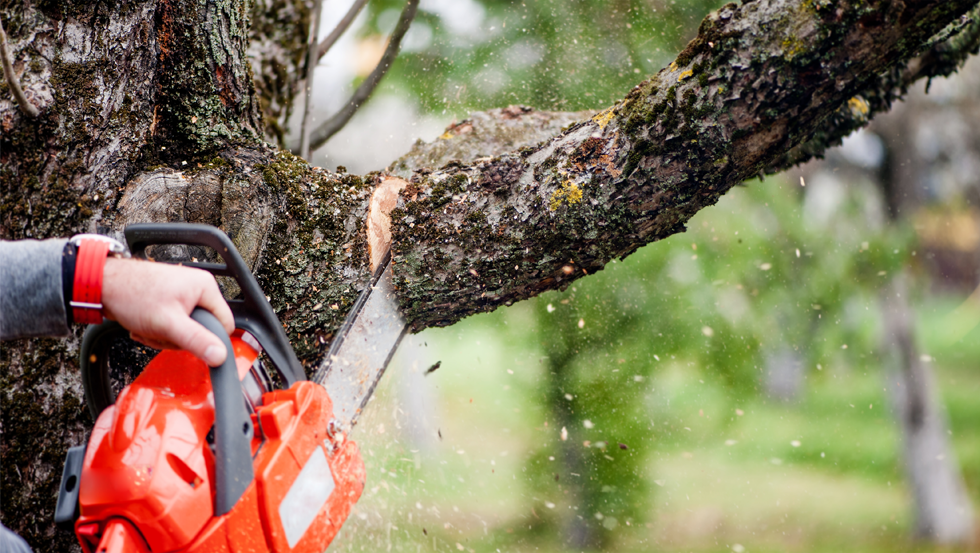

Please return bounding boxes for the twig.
[0,14,39,117]
[299,0,324,160]
[308,0,419,151]
[317,0,369,62]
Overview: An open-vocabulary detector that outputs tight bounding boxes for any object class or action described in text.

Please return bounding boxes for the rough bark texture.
[249,0,311,148]
[1,0,979,549]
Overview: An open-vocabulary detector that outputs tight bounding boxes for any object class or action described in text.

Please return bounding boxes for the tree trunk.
[536,301,604,550]
[2,0,980,549]
[881,276,974,544]
[865,80,978,543]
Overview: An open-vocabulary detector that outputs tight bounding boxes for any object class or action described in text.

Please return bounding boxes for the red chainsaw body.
[74,333,365,553]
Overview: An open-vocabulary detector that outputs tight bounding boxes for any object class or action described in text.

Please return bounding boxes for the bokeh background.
[291,1,980,551]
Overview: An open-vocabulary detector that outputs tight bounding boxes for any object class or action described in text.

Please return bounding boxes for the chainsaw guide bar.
[314,251,407,436]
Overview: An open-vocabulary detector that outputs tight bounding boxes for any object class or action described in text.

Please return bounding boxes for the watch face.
[71,234,130,257]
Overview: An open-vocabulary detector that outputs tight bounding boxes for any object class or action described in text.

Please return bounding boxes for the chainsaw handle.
[124,223,305,386]
[79,321,128,421]
[190,307,254,516]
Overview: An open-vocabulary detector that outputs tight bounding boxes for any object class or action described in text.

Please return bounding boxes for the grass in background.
[328,301,980,553]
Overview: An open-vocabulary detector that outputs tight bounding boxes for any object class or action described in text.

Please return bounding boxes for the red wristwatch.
[69,234,129,325]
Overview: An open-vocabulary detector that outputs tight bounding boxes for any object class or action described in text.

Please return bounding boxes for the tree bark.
[2,0,980,549]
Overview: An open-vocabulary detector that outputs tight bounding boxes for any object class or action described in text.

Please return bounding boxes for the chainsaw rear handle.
[190,307,254,516]
[79,320,128,421]
[124,223,305,386]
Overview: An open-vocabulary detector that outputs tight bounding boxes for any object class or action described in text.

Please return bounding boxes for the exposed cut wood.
[368,176,409,271]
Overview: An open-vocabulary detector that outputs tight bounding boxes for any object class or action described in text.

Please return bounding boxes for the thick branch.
[386,0,980,331]
[389,106,594,177]
[767,3,980,173]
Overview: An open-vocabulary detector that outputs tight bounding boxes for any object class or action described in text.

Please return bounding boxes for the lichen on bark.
[254,150,375,364]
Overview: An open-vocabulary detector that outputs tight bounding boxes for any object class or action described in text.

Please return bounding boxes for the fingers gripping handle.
[124,223,306,386]
[190,308,254,516]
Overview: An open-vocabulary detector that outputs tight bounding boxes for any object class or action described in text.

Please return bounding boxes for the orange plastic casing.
[75,334,366,553]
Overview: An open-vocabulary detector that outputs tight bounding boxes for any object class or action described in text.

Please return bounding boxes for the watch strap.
[71,238,111,325]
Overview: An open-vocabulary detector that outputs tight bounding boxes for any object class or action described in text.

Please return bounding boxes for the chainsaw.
[53,223,406,553]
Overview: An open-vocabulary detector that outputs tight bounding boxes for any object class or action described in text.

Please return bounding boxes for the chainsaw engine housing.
[71,334,364,552]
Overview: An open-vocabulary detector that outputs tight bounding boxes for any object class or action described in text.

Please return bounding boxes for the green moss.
[255,151,377,364]
[465,210,488,225]
[259,150,312,219]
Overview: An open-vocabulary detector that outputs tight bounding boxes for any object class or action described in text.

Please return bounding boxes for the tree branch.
[307,0,419,151]
[316,0,370,62]
[765,4,980,174]
[0,14,38,117]
[386,0,980,331]
[299,0,324,160]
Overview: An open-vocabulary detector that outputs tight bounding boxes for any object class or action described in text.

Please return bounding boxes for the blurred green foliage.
[488,175,916,547]
[360,0,725,115]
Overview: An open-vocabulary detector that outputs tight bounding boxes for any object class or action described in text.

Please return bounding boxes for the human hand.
[100,258,235,366]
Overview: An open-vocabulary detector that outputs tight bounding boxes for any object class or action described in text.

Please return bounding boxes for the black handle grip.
[54,445,86,529]
[190,308,254,516]
[124,223,305,386]
[79,321,129,421]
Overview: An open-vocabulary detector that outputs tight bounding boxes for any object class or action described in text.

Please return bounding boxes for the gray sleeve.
[0,522,34,553]
[0,238,70,340]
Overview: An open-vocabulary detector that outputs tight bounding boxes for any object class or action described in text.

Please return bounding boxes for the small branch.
[299,0,324,160]
[0,14,39,117]
[317,0,369,62]
[308,0,419,151]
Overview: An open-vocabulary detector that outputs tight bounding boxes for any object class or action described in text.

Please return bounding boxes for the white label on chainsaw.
[279,445,336,548]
